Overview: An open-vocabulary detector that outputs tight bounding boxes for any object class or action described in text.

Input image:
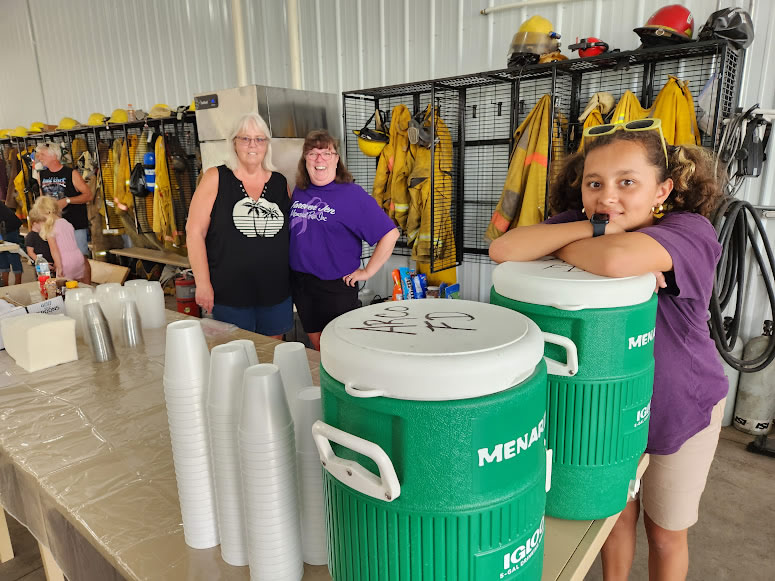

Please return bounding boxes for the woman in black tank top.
[186,113,292,338]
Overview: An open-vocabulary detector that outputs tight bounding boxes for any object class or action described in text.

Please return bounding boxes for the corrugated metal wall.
[1,0,773,330]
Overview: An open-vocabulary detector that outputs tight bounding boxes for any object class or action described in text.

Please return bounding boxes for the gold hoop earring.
[652,204,664,218]
[581,207,586,214]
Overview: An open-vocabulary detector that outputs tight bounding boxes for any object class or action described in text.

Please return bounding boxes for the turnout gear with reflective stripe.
[486,94,561,240]
[404,105,457,267]
[610,90,650,125]
[373,104,413,229]
[152,136,181,248]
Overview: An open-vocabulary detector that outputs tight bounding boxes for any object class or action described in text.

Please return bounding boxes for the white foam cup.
[228,339,259,366]
[208,343,250,410]
[239,364,292,436]
[272,342,313,413]
[164,320,210,383]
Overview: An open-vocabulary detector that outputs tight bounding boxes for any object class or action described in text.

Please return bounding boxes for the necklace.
[238,177,269,201]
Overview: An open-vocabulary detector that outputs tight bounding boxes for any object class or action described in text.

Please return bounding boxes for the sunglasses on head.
[582,118,668,168]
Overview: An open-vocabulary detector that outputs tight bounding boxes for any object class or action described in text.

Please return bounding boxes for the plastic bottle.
[143,152,156,195]
[127,104,136,122]
[35,254,51,277]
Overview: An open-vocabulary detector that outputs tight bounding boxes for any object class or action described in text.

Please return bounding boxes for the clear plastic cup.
[136,280,166,328]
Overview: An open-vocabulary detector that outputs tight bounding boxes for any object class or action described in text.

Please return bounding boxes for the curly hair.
[549,129,726,219]
[295,130,353,190]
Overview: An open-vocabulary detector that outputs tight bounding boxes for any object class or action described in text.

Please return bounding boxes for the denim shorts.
[212,296,293,336]
[0,230,24,273]
[74,228,89,256]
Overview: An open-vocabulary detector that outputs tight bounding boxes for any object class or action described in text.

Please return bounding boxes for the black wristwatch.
[590,213,609,237]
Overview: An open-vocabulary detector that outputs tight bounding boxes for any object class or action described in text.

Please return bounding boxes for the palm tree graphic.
[242,199,282,237]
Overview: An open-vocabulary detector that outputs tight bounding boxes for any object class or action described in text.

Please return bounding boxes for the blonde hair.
[29,196,61,240]
[225,113,276,172]
[35,142,62,163]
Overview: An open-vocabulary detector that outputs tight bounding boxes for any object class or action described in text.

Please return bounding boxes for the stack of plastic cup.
[135,280,167,328]
[207,343,251,566]
[123,279,148,300]
[119,297,144,347]
[164,320,219,550]
[295,386,328,565]
[239,364,303,580]
[95,282,127,339]
[229,339,259,366]
[272,342,313,419]
[64,287,95,338]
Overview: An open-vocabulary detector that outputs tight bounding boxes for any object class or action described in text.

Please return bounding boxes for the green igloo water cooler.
[314,300,569,580]
[490,257,657,520]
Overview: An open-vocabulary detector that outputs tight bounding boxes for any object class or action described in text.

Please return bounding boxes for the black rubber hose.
[709,197,775,372]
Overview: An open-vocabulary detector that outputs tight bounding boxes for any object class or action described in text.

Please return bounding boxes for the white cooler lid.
[492,257,656,310]
[320,299,544,401]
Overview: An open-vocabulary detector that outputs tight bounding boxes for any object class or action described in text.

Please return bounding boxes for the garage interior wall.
[0,0,772,338]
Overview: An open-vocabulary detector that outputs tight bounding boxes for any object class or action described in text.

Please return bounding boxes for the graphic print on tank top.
[232,196,284,238]
[40,176,68,199]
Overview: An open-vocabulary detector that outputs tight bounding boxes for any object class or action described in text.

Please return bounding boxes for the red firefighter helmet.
[569,37,610,58]
[634,4,694,47]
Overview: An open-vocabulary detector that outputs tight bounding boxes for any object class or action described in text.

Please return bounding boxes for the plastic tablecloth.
[0,308,327,580]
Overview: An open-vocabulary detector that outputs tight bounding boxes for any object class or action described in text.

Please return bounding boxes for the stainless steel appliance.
[194,85,341,187]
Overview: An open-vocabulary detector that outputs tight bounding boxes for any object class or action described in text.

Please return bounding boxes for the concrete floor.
[586,426,775,580]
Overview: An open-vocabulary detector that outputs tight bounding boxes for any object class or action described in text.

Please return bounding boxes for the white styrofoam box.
[0,303,28,350]
[0,314,77,372]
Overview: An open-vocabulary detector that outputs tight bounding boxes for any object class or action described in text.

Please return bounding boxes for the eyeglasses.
[305,150,338,161]
[234,136,268,146]
[582,118,668,168]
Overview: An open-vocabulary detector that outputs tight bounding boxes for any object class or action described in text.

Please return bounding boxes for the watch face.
[591,213,609,223]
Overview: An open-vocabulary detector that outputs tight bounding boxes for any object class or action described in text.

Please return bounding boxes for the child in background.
[25,220,55,266]
[489,120,728,581]
[30,196,90,284]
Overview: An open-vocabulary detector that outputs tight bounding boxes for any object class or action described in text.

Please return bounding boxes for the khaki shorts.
[637,399,725,531]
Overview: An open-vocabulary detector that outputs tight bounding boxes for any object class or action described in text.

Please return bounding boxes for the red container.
[175,274,200,317]
[177,297,200,318]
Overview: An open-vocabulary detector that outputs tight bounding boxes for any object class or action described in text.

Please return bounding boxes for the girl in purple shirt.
[490,125,727,581]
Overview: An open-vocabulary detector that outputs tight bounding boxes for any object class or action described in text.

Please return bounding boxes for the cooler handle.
[542,332,579,377]
[344,381,386,398]
[312,420,401,502]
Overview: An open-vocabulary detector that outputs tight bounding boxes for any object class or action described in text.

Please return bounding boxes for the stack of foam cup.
[207,343,251,566]
[134,280,167,328]
[164,320,219,549]
[273,342,314,419]
[64,287,95,338]
[295,386,328,565]
[229,339,259,366]
[239,364,304,580]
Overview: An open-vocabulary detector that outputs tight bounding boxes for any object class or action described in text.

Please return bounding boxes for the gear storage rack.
[0,113,200,240]
[343,39,742,266]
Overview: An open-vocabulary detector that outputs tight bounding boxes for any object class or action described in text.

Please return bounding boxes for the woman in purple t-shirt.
[490,125,727,581]
[290,130,399,350]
